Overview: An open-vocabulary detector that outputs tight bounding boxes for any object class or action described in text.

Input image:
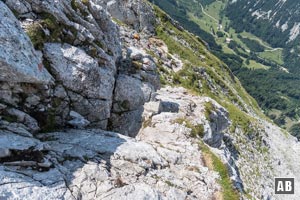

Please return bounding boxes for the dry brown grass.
[213,191,224,200]
[201,152,214,170]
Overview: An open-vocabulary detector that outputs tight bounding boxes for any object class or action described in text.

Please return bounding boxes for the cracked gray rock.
[67,111,90,128]
[101,0,156,33]
[0,1,53,84]
[0,128,221,200]
[44,43,115,100]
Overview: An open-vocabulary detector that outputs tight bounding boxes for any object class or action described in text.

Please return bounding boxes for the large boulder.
[113,74,145,112]
[0,1,53,84]
[203,102,231,148]
[43,43,115,128]
[5,0,32,15]
[44,43,115,100]
[100,0,155,32]
[110,107,144,137]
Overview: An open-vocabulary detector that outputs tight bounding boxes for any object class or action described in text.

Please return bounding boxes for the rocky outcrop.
[0,1,53,84]
[101,0,156,33]
[43,43,114,128]
[0,0,158,132]
[2,0,300,200]
[203,104,230,148]
[0,126,221,199]
[0,1,184,198]
[109,32,160,136]
[44,43,115,100]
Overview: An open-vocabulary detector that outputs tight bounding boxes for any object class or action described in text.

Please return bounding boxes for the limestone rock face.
[109,46,159,136]
[0,0,222,199]
[0,131,41,151]
[0,128,221,200]
[1,0,160,133]
[113,74,145,112]
[5,0,32,15]
[6,108,40,133]
[0,0,127,131]
[110,108,144,137]
[140,86,231,149]
[68,111,90,128]
[3,0,300,200]
[101,0,156,32]
[44,43,115,100]
[0,1,53,84]
[203,104,231,148]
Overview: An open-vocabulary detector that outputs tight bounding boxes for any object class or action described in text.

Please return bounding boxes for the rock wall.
[0,0,158,134]
[1,0,300,200]
[0,1,226,199]
[0,2,53,84]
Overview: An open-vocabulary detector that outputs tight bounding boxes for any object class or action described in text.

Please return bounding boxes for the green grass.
[226,103,254,133]
[26,23,47,50]
[240,31,272,49]
[204,101,214,120]
[151,4,273,199]
[200,142,240,200]
[153,0,294,131]
[203,0,225,21]
[258,49,284,65]
[154,4,264,133]
[81,0,89,5]
[187,12,212,33]
[174,118,205,138]
[244,60,270,70]
[26,12,77,50]
[176,0,285,71]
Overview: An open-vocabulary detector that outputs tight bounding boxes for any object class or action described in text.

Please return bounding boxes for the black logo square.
[275,178,294,194]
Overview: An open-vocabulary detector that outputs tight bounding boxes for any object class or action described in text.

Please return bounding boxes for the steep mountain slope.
[0,0,300,200]
[225,0,300,133]
[226,0,300,48]
[152,6,300,199]
[153,0,300,134]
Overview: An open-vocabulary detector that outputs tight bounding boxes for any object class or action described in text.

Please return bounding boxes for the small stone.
[0,103,7,110]
[54,85,67,99]
[68,111,90,129]
[0,148,11,158]
[25,95,41,106]
[3,123,33,137]
[6,108,40,133]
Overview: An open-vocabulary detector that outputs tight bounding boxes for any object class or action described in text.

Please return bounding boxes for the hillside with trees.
[153,0,300,132]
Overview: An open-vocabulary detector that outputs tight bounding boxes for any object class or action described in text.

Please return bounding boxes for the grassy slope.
[201,1,284,66]
[200,142,240,200]
[153,5,263,119]
[152,0,284,68]
[151,5,273,198]
[152,0,300,131]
